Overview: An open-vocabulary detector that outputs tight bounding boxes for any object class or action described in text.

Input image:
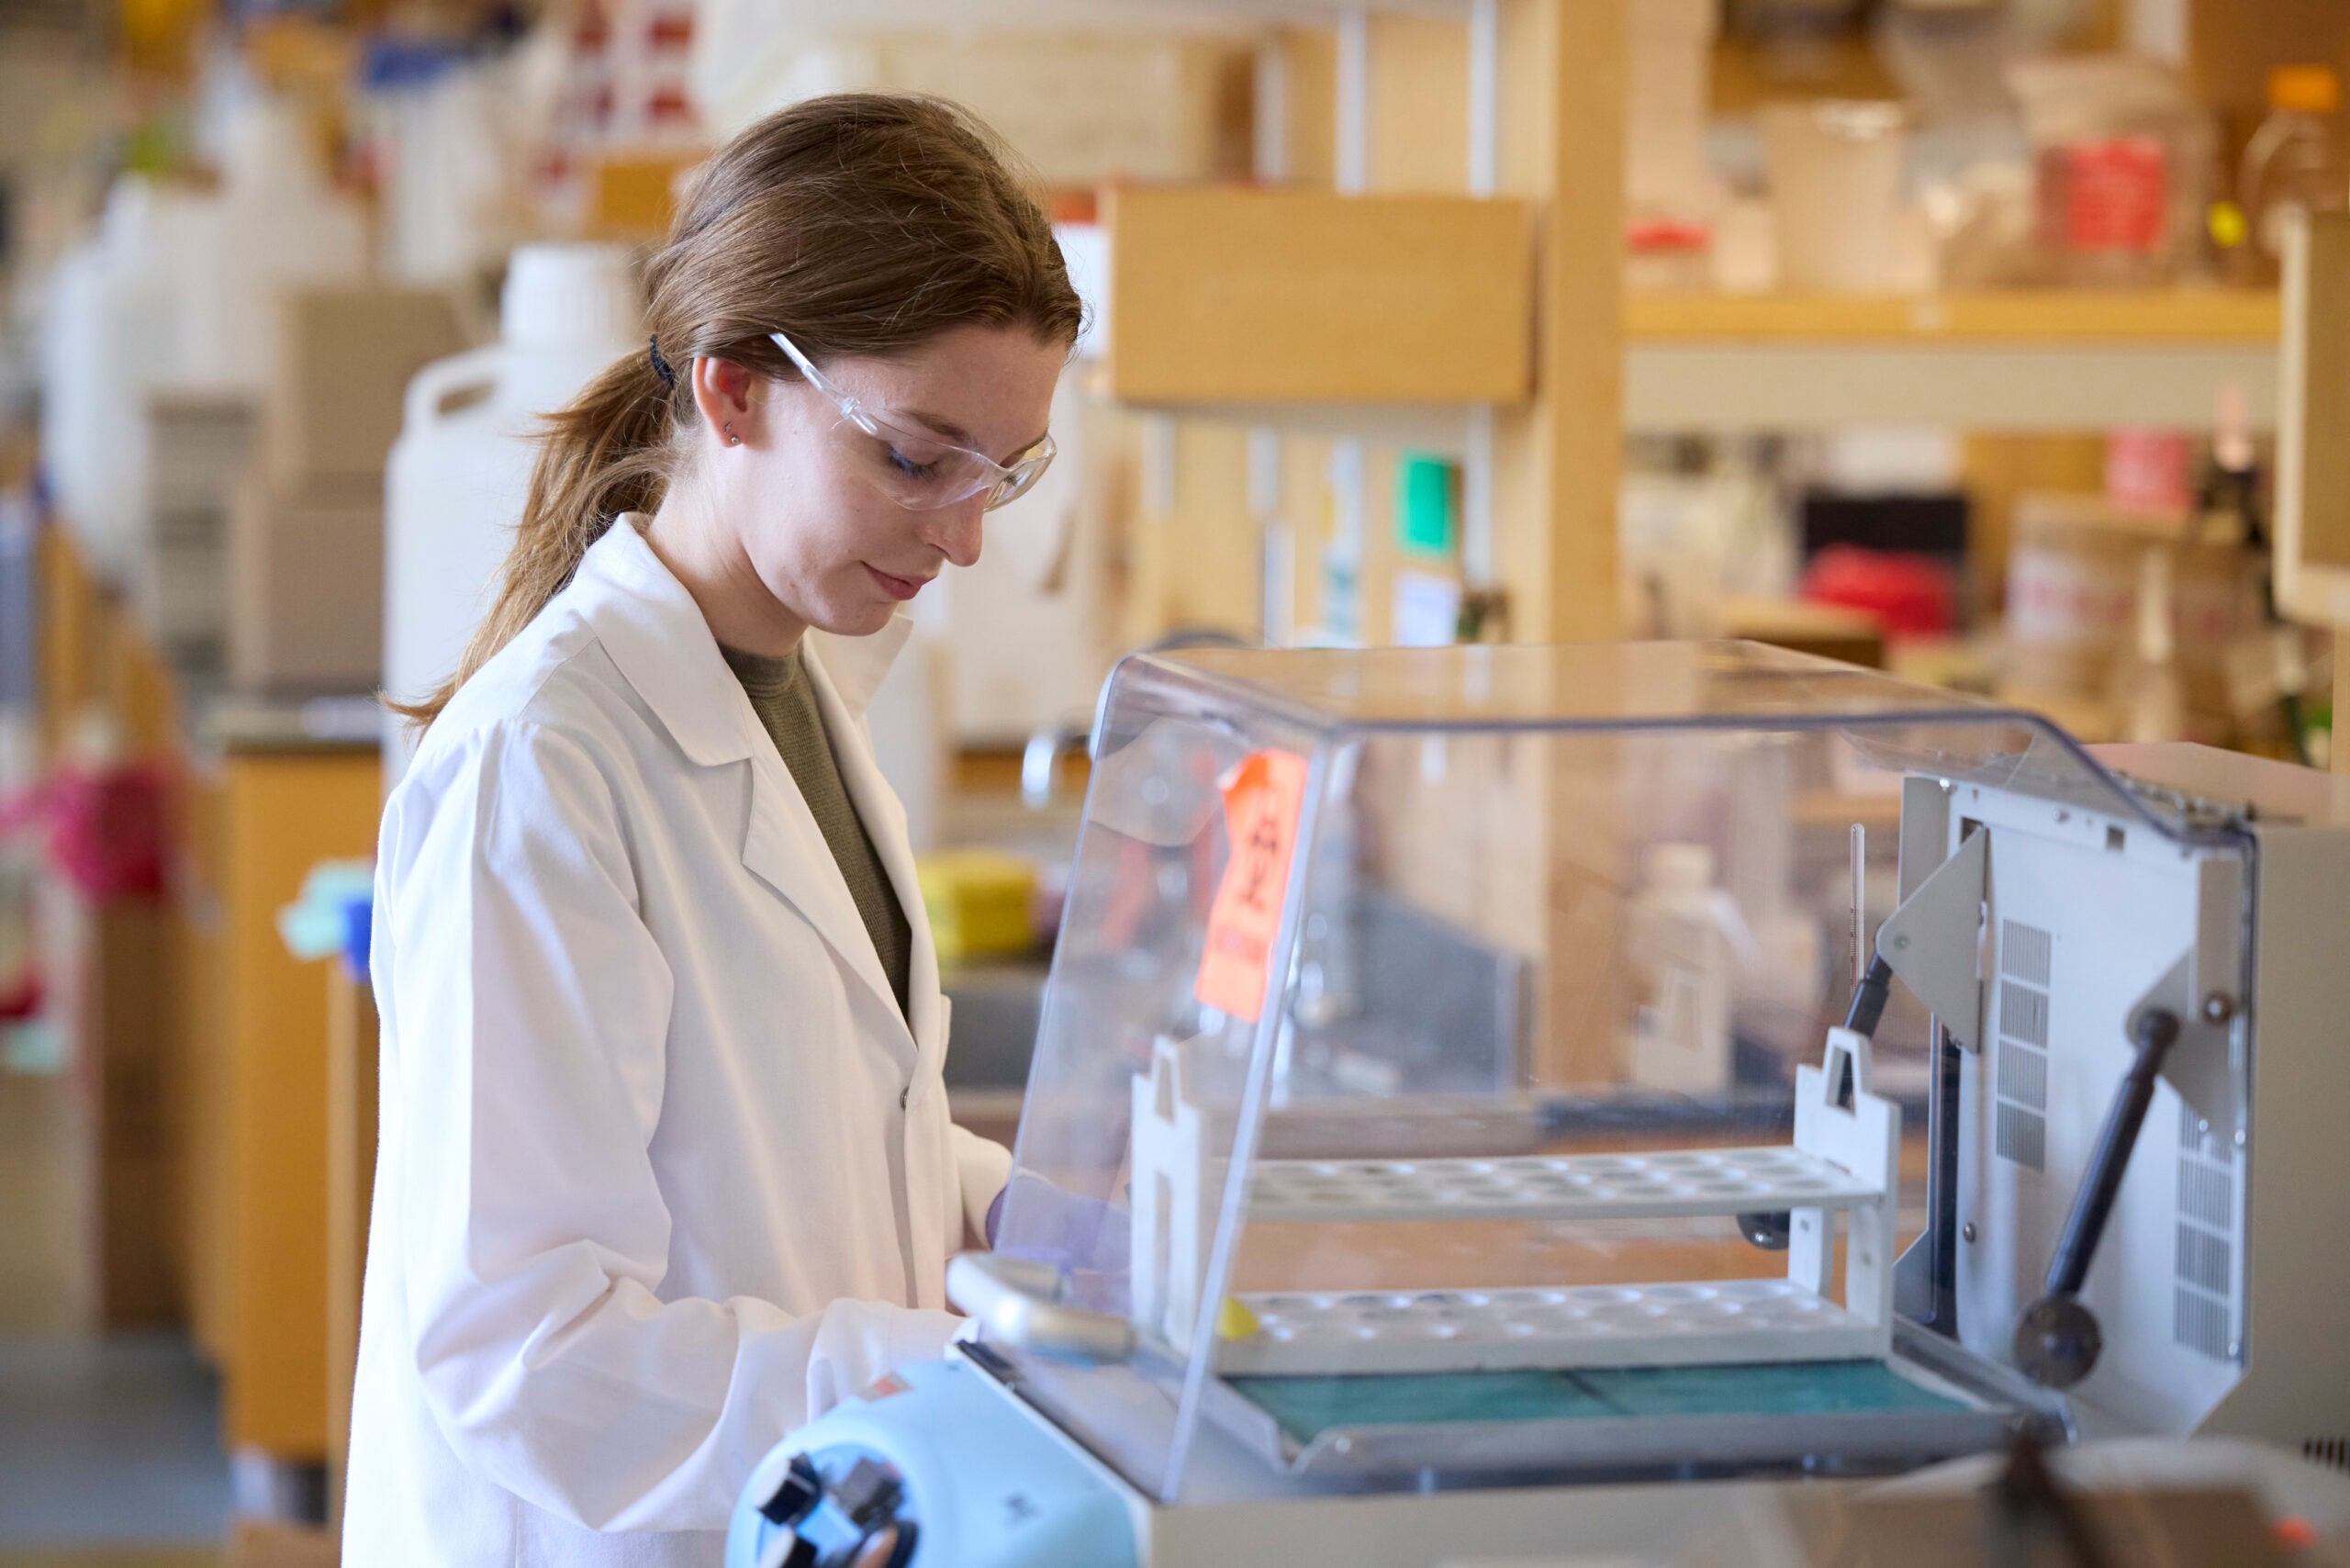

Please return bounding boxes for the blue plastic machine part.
[725,1357,1136,1568]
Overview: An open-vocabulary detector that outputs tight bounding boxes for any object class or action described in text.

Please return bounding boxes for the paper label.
[1194,749,1310,1023]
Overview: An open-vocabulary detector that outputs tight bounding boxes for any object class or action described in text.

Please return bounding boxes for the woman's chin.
[814,599,901,639]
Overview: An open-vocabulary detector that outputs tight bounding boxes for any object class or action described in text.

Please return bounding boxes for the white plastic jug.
[173,94,368,395]
[171,94,364,395]
[38,178,214,579]
[39,95,362,593]
[383,243,642,771]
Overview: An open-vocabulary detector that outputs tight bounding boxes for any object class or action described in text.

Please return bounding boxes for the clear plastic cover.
[987,642,2217,1504]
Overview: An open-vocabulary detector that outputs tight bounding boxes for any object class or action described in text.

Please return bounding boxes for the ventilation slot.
[2177,1162,2232,1228]
[1998,980,2050,1048]
[2001,920,2052,987]
[2175,1224,2231,1294]
[1993,924,2054,1170]
[2174,1100,2238,1361]
[2307,1438,2350,1473]
[2174,1287,2229,1360]
[1997,1043,2047,1110]
[2180,1098,2233,1166]
[1996,1102,2046,1171]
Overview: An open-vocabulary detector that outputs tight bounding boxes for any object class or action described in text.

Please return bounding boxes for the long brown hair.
[394,94,1083,728]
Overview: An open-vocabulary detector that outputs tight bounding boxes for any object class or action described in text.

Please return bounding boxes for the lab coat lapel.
[574,520,913,1051]
[800,640,943,1069]
[736,750,911,1058]
[803,637,954,1304]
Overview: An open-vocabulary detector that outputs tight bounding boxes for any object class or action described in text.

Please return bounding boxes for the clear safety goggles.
[769,330,1056,512]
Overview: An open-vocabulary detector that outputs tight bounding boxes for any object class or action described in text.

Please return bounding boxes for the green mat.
[1228,1360,1970,1448]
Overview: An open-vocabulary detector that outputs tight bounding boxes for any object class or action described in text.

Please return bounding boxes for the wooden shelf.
[1626,289,2280,344]
[1626,290,2281,434]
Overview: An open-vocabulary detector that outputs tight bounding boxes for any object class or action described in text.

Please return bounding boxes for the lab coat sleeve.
[386,721,960,1533]
[949,1124,1013,1249]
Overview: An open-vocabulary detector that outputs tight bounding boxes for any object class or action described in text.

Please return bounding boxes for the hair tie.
[648,335,677,391]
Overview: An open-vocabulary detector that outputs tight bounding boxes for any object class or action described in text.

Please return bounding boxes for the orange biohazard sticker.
[1194,748,1311,1023]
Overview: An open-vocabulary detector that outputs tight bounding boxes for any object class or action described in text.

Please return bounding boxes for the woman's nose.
[928,496,986,569]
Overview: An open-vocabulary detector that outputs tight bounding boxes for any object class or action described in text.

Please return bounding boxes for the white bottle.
[382,244,642,772]
[37,178,211,580]
[171,94,367,397]
[1628,842,1751,1094]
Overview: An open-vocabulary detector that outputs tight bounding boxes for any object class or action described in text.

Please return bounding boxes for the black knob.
[831,1458,903,1530]
[758,1453,823,1528]
[2013,1293,2103,1389]
[1738,1210,1792,1251]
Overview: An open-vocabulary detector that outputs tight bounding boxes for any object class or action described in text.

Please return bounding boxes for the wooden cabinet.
[200,741,382,1458]
[1105,185,1534,407]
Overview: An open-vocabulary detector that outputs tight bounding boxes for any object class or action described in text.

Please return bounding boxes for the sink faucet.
[1020,722,1090,811]
[1020,627,1253,811]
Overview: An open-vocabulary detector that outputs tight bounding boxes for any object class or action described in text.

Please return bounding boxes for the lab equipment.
[729,642,2350,1568]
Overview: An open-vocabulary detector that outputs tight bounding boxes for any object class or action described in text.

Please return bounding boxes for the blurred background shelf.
[1626,290,2281,342]
[1627,290,2283,432]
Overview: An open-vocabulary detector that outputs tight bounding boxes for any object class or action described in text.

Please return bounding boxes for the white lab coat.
[343,517,1013,1565]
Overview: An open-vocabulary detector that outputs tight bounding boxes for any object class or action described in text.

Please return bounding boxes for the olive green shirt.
[721,644,912,1019]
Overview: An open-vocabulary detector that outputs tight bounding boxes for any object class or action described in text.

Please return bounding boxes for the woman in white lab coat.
[345,95,1080,1564]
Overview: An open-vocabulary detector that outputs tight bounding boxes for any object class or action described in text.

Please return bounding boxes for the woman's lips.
[867,566,928,601]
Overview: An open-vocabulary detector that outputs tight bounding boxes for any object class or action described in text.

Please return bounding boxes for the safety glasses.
[768,330,1056,512]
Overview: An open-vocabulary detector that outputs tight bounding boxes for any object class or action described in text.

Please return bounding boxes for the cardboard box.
[228,472,385,695]
[2001,491,2263,739]
[265,286,469,487]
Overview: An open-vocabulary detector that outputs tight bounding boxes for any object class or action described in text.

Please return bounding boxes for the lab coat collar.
[575,517,915,768]
[576,518,929,1055]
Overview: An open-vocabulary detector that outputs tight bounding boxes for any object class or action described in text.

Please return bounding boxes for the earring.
[723,422,739,445]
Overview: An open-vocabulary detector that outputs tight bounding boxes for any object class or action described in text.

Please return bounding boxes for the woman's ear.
[690,355,760,446]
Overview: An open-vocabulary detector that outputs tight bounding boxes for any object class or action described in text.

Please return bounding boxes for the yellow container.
[917,850,1038,963]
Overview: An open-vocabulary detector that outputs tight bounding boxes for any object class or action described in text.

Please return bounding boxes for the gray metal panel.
[1898,776,1952,905]
[2203,823,2350,1460]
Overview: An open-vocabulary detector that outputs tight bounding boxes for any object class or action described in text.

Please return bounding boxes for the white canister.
[382,243,642,772]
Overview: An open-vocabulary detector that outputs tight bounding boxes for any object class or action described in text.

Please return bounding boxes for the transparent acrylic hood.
[987,642,2233,1505]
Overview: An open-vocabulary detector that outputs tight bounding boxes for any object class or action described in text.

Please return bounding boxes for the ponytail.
[390,94,1082,734]
[388,347,680,729]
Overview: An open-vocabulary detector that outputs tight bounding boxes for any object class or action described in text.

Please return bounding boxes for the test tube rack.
[1130,1029,1901,1375]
